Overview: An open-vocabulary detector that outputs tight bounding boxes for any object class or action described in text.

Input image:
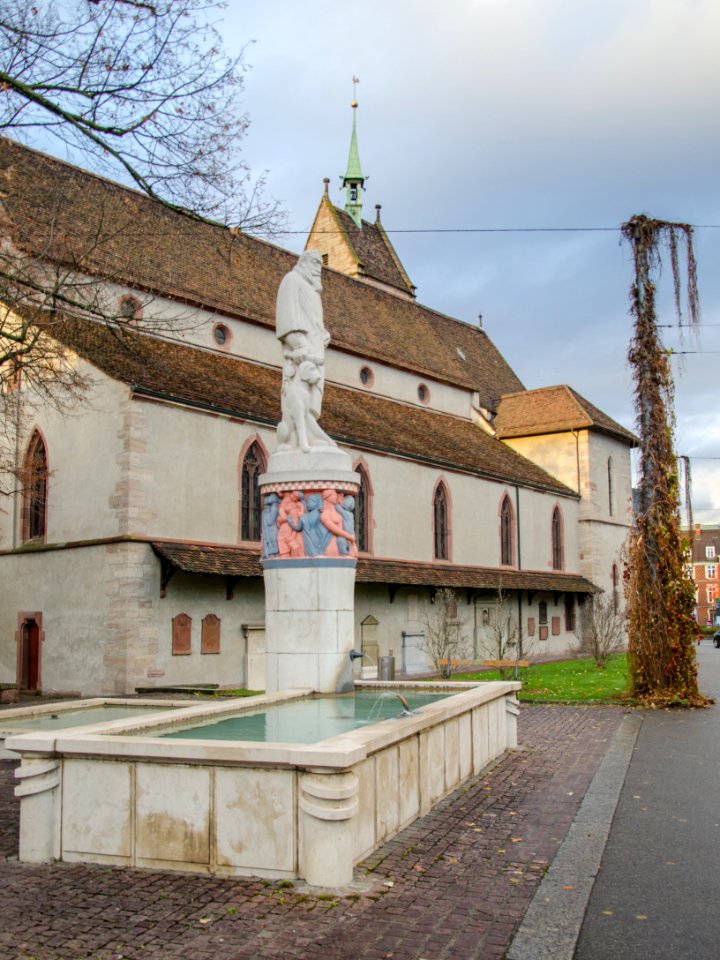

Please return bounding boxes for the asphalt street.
[574,641,720,959]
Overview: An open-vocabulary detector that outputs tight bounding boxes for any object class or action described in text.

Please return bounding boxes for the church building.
[0,107,635,696]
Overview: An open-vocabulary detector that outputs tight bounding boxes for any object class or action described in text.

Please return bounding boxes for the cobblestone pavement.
[0,705,623,960]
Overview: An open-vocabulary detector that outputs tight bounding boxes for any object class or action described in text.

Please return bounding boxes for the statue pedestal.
[260,449,360,695]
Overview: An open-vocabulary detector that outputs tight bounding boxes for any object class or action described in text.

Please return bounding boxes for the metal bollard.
[378,655,395,681]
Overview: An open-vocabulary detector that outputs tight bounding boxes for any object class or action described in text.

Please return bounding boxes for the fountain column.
[260,451,359,694]
[260,250,360,694]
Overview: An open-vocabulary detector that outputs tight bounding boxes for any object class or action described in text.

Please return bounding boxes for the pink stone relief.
[261,484,358,560]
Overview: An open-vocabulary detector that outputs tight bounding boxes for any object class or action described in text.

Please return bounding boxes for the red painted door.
[21,619,40,690]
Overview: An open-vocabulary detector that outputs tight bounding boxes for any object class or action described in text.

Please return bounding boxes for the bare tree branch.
[0,0,285,233]
[420,588,470,678]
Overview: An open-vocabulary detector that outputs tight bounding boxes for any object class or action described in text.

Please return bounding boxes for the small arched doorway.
[19,617,41,690]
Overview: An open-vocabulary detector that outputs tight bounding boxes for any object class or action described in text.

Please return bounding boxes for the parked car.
[713,630,720,648]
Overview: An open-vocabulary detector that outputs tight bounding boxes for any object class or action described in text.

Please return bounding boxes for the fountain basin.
[8,680,520,887]
[0,697,196,759]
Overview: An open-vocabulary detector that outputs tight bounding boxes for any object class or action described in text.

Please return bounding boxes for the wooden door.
[21,618,40,690]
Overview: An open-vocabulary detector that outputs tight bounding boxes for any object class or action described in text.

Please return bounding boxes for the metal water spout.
[395,693,416,716]
[349,649,365,661]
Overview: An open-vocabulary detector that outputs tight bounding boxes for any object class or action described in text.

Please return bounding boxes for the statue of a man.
[275,250,335,452]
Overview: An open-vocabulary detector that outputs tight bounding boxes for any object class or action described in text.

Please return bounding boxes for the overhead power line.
[270,224,720,237]
[660,323,720,329]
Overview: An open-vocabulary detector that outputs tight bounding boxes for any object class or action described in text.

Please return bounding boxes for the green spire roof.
[344,104,364,182]
[342,102,365,227]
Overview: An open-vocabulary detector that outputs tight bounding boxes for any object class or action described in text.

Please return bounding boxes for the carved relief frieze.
[261,482,359,561]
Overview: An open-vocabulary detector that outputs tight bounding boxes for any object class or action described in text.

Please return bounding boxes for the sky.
[223,0,720,524]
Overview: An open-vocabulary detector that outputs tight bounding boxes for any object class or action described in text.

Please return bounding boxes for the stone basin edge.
[5,682,520,771]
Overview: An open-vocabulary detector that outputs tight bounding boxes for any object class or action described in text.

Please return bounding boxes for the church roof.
[48,318,575,497]
[0,136,521,412]
[150,541,596,594]
[495,385,636,445]
[310,197,417,297]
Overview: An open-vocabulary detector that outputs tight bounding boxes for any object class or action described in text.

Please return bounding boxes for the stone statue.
[275,250,336,452]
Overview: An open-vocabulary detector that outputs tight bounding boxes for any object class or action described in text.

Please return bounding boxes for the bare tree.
[0,0,283,232]
[577,593,625,669]
[476,588,531,678]
[420,588,470,679]
[0,2,287,498]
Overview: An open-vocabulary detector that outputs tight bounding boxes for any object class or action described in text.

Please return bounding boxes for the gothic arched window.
[551,506,564,571]
[433,482,450,561]
[500,495,513,566]
[240,442,265,542]
[355,464,370,553]
[23,431,48,542]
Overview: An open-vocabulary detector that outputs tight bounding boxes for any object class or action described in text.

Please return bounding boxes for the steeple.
[304,80,416,300]
[342,79,365,228]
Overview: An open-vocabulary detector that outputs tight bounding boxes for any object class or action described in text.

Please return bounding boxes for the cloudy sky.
[225,0,720,523]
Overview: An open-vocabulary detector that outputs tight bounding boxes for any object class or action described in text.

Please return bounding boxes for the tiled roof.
[356,558,597,595]
[682,526,720,563]
[495,385,636,445]
[152,542,260,577]
[49,319,575,495]
[150,542,595,594]
[321,199,416,295]
[0,136,522,410]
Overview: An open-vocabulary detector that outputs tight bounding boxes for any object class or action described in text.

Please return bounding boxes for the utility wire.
[269,224,720,237]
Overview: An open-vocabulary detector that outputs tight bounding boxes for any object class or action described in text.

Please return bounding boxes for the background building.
[0,132,635,695]
[684,523,720,626]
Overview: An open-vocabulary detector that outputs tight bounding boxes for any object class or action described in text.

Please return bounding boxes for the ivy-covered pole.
[623,215,708,706]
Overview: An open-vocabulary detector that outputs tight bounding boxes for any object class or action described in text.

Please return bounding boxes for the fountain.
[260,250,360,695]
[7,251,521,888]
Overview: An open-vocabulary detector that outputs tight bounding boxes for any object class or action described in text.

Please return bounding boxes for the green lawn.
[452,654,629,703]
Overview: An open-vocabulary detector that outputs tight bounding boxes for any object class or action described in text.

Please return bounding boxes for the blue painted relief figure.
[292,492,332,556]
[334,494,356,556]
[260,492,280,559]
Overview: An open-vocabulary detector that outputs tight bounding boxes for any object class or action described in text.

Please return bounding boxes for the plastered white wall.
[502,433,581,493]
[353,449,579,570]
[0,367,129,549]
[0,542,267,694]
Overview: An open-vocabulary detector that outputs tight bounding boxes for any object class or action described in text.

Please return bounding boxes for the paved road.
[0,703,623,960]
[575,641,720,960]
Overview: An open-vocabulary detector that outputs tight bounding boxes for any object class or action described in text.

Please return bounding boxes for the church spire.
[342,78,365,228]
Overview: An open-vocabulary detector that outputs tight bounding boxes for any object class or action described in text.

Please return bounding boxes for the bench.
[437,658,530,670]
[481,659,530,669]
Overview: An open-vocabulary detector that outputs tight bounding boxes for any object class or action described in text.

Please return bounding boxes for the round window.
[119,297,141,322]
[213,324,230,346]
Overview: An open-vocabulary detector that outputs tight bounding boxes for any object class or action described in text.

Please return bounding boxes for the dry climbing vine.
[622,214,709,707]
